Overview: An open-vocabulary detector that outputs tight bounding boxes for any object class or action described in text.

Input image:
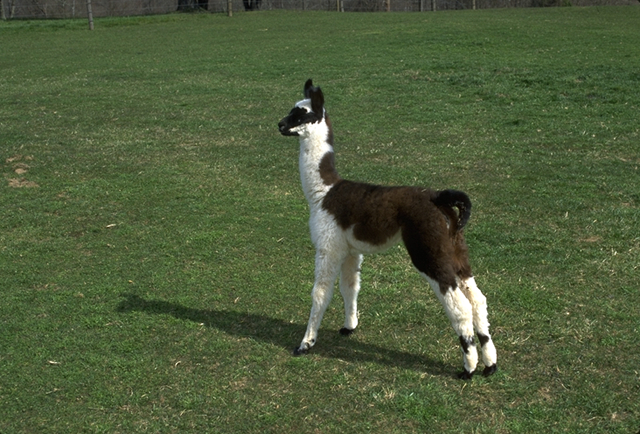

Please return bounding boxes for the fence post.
[432,0,436,11]
[86,0,94,30]
[227,0,232,16]
[386,0,390,11]
[1,0,6,20]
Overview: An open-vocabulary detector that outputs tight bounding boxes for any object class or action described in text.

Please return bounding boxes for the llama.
[277,79,497,379]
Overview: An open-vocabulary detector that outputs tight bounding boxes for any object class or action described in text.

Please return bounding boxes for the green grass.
[1,7,639,433]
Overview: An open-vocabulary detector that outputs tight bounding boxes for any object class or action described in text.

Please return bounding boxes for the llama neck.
[298,119,340,206]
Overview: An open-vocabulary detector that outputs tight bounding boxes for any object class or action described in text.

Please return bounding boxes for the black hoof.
[458,369,475,380]
[292,346,308,356]
[339,327,354,336]
[483,364,497,377]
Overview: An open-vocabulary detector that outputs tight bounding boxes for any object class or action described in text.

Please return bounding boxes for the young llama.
[277,79,497,379]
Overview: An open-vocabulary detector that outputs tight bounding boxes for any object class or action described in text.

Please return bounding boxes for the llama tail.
[432,189,472,232]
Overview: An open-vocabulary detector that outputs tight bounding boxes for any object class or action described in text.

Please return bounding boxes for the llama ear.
[304,79,313,98]
[308,86,324,115]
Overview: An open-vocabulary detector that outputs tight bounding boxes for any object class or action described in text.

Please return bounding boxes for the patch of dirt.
[6,155,33,163]
[7,178,39,188]
[5,155,38,188]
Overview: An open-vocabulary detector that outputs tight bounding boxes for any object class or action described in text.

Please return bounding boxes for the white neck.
[298,120,335,207]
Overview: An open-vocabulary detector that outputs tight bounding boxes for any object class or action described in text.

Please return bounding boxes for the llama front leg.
[294,250,343,355]
[339,254,363,335]
[460,277,497,376]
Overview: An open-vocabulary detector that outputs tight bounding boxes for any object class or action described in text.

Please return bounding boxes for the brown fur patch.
[319,152,341,186]
[324,112,335,147]
[322,181,472,288]
[318,112,339,186]
[322,181,406,245]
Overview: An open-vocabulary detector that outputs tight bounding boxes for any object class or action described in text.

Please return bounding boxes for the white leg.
[294,249,344,355]
[339,254,363,334]
[421,273,478,378]
[460,277,497,376]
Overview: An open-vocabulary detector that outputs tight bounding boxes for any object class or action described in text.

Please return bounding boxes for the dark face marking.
[278,105,324,136]
[279,79,329,138]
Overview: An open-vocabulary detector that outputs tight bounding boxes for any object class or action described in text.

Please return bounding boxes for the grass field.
[1,6,639,433]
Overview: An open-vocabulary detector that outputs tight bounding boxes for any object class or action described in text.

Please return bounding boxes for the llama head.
[278,79,326,137]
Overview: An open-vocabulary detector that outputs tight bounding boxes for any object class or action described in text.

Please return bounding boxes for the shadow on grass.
[116,293,453,378]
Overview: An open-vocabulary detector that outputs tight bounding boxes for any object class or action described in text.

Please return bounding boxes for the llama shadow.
[116,293,453,378]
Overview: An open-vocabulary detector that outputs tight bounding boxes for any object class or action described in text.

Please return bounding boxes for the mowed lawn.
[1,6,639,433]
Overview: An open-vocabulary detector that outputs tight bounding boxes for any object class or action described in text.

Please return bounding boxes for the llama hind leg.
[339,254,363,335]
[421,274,478,378]
[460,277,497,376]
[294,250,343,355]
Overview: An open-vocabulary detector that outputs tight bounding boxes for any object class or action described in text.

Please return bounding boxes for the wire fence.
[1,0,636,20]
